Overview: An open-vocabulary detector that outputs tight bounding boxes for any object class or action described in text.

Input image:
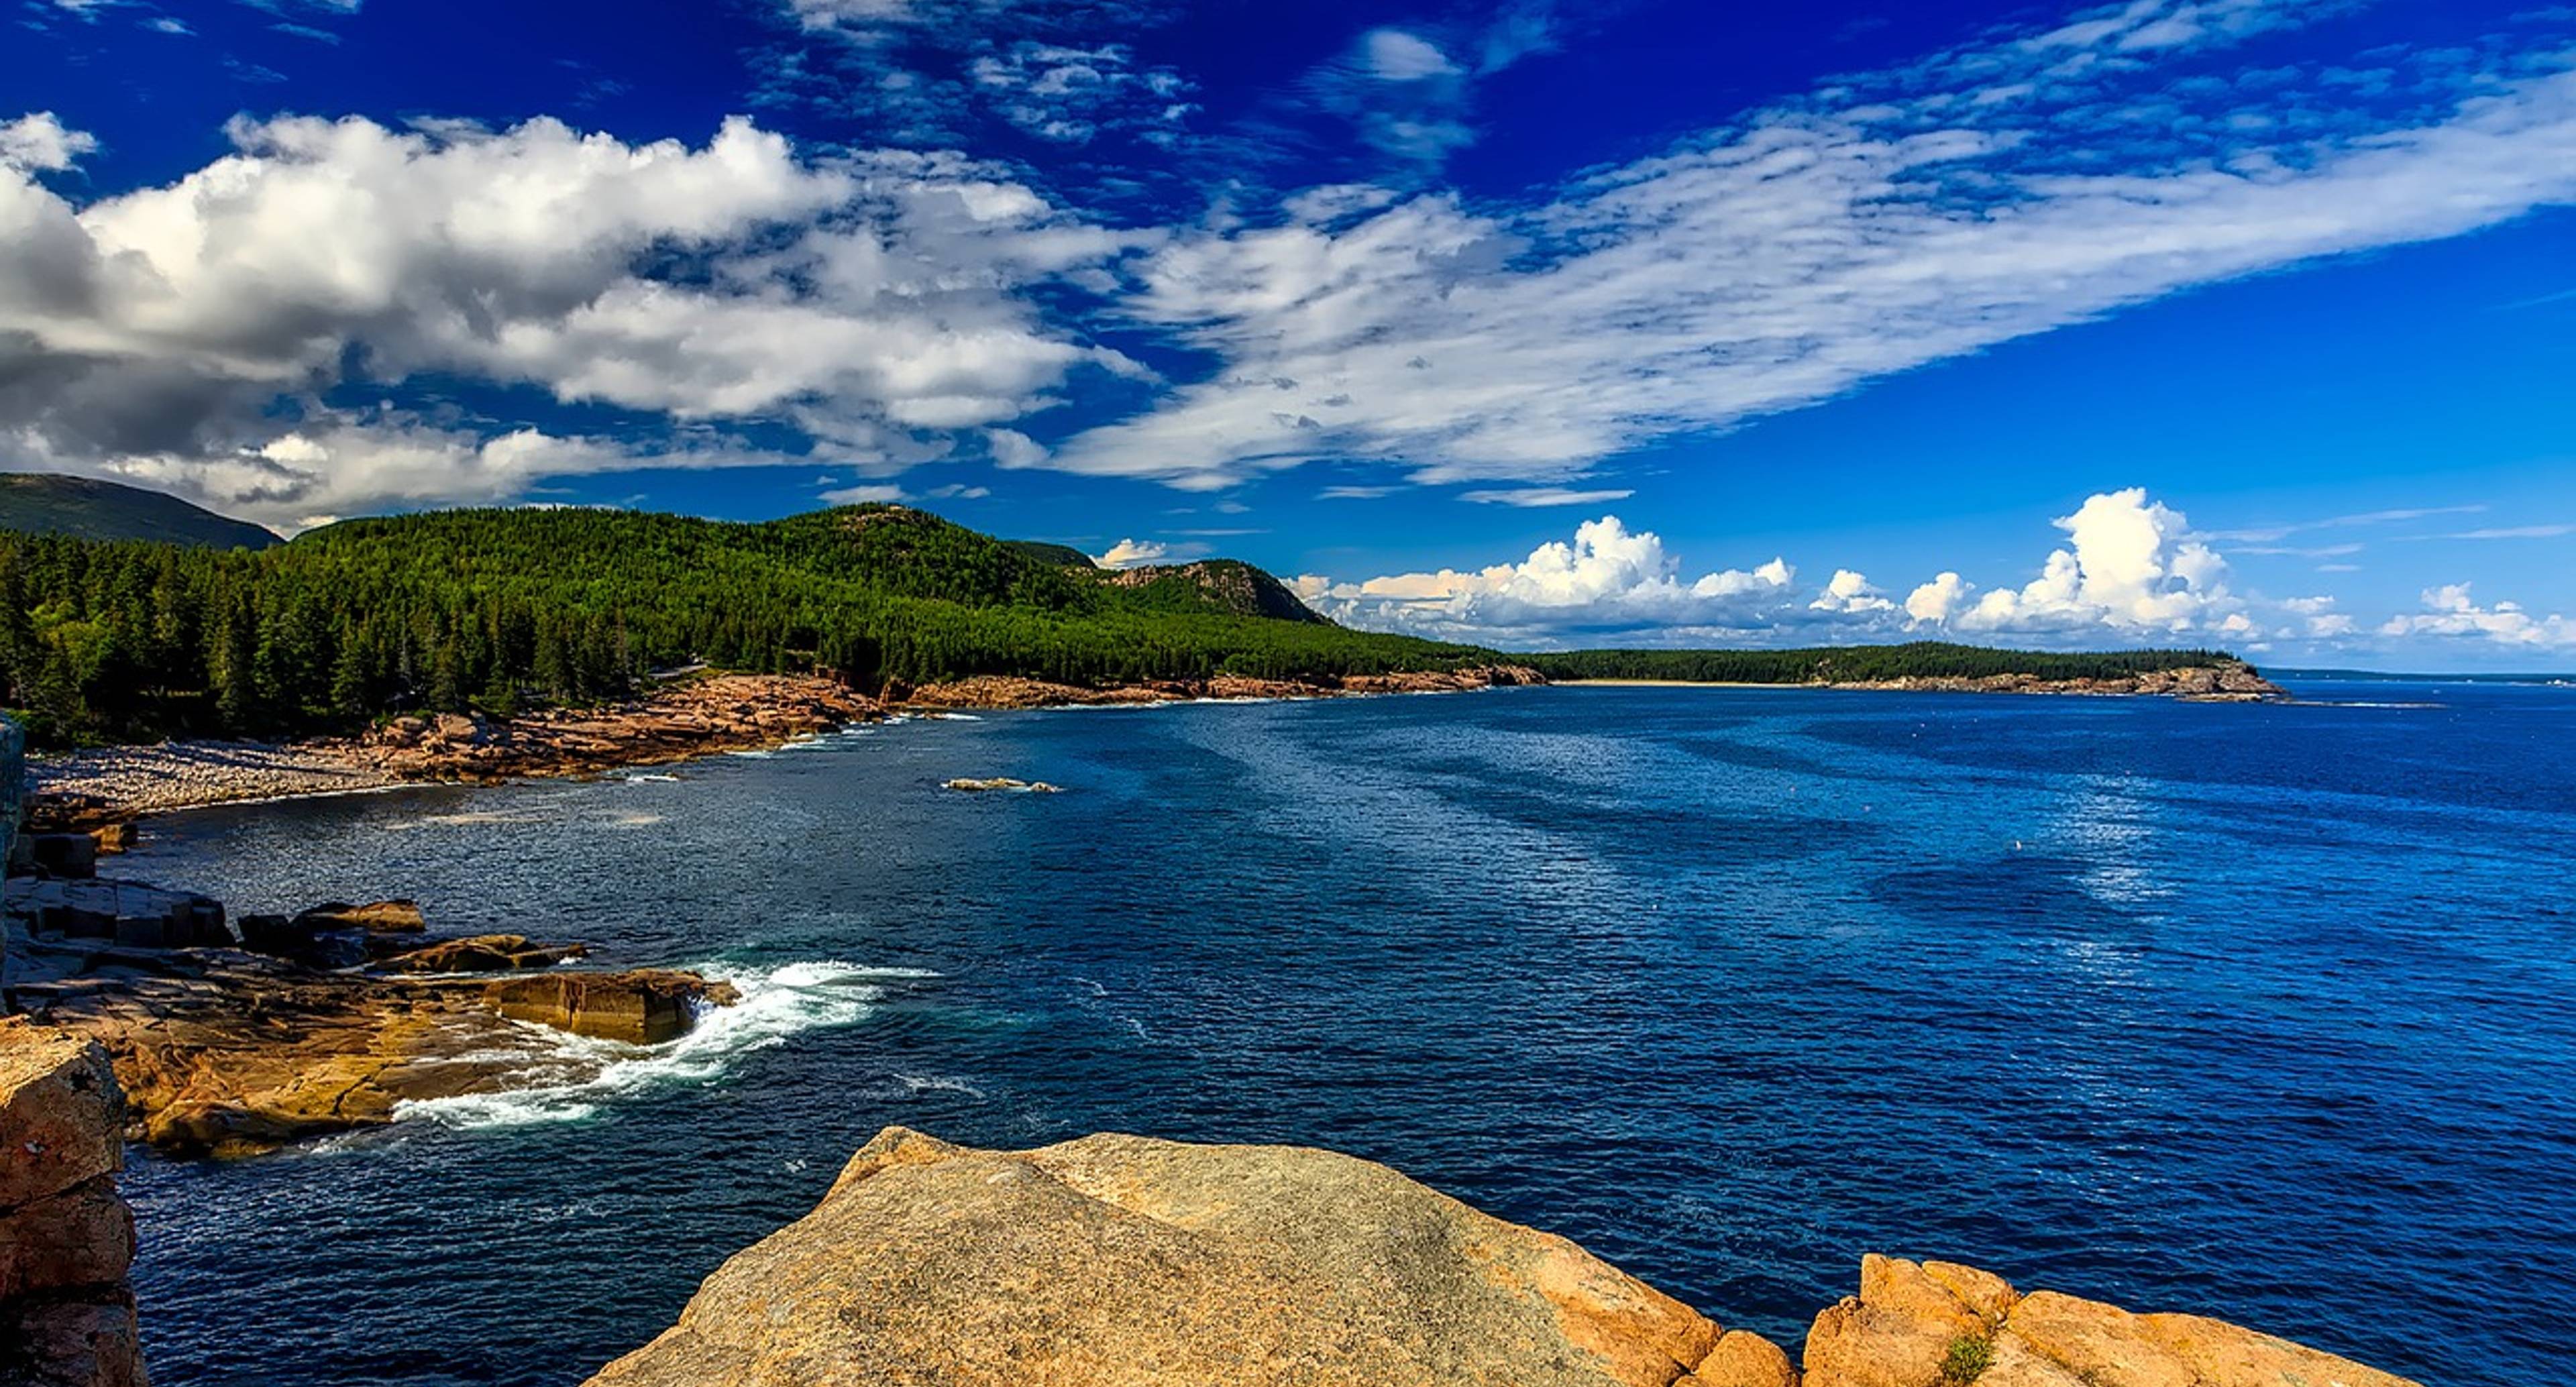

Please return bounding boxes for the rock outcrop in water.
[589,1128,2422,1387]
[0,1019,147,1387]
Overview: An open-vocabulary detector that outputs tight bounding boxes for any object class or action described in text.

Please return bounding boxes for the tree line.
[0,505,1492,746]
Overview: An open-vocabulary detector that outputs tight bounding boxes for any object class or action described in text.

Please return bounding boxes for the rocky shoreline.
[24,666,1549,831]
[22,661,2280,834]
[2,882,740,1158]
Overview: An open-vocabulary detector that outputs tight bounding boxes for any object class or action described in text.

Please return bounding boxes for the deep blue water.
[113,680,2576,1385]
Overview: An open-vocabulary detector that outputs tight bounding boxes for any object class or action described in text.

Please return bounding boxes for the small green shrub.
[1939,1333,1996,1385]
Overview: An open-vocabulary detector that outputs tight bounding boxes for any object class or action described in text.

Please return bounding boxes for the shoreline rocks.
[1827,664,2287,701]
[898,664,1547,710]
[587,1127,2423,1387]
[0,1019,147,1387]
[1802,1254,2416,1387]
[4,874,739,1158]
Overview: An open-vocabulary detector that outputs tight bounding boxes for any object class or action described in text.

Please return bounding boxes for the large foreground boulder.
[586,1125,1788,1387]
[0,1019,147,1387]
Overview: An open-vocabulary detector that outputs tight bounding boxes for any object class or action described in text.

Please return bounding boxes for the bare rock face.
[1803,1254,2419,1387]
[11,946,739,1158]
[484,970,735,1045]
[378,935,587,975]
[0,1019,147,1387]
[586,1125,1785,1387]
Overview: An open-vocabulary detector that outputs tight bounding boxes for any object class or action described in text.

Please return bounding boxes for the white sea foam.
[924,712,983,721]
[619,773,682,783]
[393,959,916,1131]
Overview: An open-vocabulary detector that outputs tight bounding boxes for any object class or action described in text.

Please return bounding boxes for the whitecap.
[392,959,916,1132]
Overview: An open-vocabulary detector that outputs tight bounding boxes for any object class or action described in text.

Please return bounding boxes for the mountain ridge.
[0,474,280,550]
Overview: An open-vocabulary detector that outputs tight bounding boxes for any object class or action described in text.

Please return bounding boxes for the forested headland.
[0,495,2267,748]
[0,504,1489,746]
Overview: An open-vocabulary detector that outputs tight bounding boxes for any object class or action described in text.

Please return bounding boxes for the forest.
[0,504,1491,746]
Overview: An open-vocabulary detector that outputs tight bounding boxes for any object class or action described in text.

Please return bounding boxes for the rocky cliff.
[0,1019,148,1387]
[589,1128,2420,1387]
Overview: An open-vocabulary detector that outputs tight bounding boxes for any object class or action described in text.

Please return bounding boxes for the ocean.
[111,679,2576,1384]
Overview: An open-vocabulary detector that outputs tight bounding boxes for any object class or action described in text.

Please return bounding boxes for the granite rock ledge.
[585,1127,2418,1387]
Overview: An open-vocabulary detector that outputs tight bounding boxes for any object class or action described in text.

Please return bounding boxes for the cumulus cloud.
[0,112,1134,524]
[1915,488,2235,635]
[1306,488,2375,649]
[1093,537,1172,568]
[1811,569,1894,614]
[1296,515,1797,643]
[0,113,98,172]
[2380,584,2576,649]
[1046,5,2576,492]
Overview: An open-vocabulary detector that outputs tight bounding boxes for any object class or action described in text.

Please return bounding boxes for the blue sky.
[4,0,2573,667]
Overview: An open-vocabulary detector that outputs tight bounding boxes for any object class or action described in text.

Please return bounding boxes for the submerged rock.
[0,1019,147,1387]
[586,1125,1777,1387]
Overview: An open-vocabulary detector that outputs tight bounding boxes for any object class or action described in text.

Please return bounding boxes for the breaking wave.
[392,960,923,1131]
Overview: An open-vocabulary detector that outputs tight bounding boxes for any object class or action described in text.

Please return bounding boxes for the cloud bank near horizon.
[1293,486,2573,657]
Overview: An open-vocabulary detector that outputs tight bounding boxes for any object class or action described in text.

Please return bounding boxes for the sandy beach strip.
[30,742,400,820]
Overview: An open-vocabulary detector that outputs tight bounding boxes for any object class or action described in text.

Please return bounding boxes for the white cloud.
[51,407,792,529]
[0,112,1134,524]
[1307,488,2386,649]
[2380,584,2576,649]
[1458,486,1634,507]
[1297,515,1798,642]
[1093,537,1171,568]
[0,113,98,172]
[1363,30,1459,82]
[986,427,1050,468]
[1926,488,2236,635]
[1811,569,1894,613]
[1046,16,2576,492]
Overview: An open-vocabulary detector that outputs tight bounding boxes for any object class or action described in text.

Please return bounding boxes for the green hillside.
[1085,560,1331,626]
[999,539,1097,568]
[0,474,280,550]
[0,504,1489,745]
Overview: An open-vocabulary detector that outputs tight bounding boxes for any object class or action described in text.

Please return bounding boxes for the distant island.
[0,492,2277,751]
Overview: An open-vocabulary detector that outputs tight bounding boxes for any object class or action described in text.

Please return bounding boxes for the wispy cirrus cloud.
[1044,3,2576,494]
[1460,486,1633,507]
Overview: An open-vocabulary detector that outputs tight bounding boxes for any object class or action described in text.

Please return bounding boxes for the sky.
[3,0,2573,669]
